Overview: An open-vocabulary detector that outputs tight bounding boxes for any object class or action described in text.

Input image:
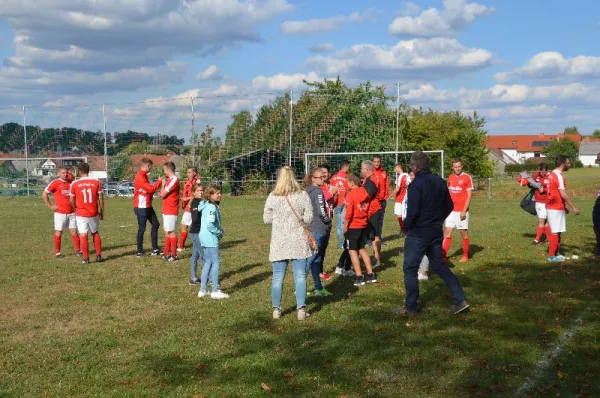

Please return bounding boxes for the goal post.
[304,150,445,178]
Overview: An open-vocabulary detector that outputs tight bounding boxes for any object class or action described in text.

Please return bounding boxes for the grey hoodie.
[306,185,332,234]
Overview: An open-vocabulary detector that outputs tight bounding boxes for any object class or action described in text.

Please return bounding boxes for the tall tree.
[591,129,600,138]
[542,138,579,164]
[564,126,579,135]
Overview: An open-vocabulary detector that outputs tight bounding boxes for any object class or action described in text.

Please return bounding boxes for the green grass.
[1,193,599,397]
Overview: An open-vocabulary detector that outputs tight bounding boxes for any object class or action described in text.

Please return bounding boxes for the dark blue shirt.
[404,169,454,238]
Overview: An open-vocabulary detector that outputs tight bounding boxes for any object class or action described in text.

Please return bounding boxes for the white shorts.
[535,202,547,219]
[54,213,76,231]
[547,209,566,234]
[394,201,407,219]
[181,211,192,226]
[163,214,178,232]
[76,216,99,234]
[445,211,469,230]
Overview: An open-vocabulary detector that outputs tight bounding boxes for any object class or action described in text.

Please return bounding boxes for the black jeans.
[134,207,160,253]
[403,233,466,312]
[593,196,600,256]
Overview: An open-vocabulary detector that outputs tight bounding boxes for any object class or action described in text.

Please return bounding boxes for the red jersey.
[363,175,382,217]
[330,171,348,206]
[345,187,370,229]
[374,167,389,200]
[45,178,73,214]
[447,172,473,212]
[70,177,102,217]
[395,173,410,203]
[162,175,180,215]
[182,177,202,212]
[133,170,162,209]
[532,171,549,204]
[546,169,566,210]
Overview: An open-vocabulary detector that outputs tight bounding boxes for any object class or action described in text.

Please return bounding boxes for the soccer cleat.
[418,273,429,281]
[548,256,564,263]
[189,279,200,285]
[353,275,365,286]
[96,255,104,263]
[365,273,377,284]
[373,261,381,269]
[168,256,179,262]
[197,290,208,298]
[75,251,83,258]
[177,247,185,253]
[151,249,163,256]
[136,252,143,258]
[161,255,169,261]
[459,256,469,263]
[210,290,230,299]
[55,253,65,259]
[450,300,470,315]
[297,308,310,321]
[342,269,355,277]
[320,272,332,281]
[532,240,540,245]
[272,308,282,319]
[81,259,90,265]
[314,289,333,297]
[334,266,343,275]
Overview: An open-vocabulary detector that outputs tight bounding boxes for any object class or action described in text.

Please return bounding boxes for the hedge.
[505,160,584,173]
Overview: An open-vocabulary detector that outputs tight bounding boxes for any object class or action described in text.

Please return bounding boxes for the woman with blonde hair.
[264,166,314,320]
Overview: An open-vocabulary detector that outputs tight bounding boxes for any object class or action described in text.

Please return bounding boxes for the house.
[486,132,582,164]
[487,148,517,175]
[578,139,600,167]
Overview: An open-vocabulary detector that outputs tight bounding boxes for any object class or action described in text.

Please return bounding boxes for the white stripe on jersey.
[552,170,565,190]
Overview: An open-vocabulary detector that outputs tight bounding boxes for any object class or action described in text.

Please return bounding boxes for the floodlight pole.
[23,106,29,197]
[103,104,108,182]
[191,97,196,167]
[395,82,400,163]
[289,90,293,166]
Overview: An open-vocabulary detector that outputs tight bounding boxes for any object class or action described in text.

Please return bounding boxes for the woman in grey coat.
[264,166,314,321]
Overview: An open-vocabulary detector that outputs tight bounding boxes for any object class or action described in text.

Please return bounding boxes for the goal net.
[304,150,445,178]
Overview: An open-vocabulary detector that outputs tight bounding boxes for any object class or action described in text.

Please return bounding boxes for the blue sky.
[1,0,599,137]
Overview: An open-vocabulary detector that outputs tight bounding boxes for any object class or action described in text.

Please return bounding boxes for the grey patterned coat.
[263,191,314,262]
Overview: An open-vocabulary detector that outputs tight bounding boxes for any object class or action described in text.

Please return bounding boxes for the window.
[534,152,541,157]
[531,141,551,147]
[512,140,517,145]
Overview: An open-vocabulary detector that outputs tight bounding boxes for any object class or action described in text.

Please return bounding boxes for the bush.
[505,163,539,173]
[574,160,584,168]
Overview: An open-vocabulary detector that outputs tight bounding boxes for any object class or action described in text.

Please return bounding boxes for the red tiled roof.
[486,132,582,151]
[87,155,107,171]
[130,154,172,167]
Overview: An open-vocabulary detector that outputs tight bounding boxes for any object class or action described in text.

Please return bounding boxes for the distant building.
[486,132,582,164]
[578,139,600,167]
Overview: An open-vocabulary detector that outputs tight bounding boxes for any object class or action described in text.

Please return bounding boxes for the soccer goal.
[304,150,445,177]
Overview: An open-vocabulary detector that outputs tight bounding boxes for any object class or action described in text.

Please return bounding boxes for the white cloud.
[308,43,334,53]
[280,10,374,35]
[252,72,322,91]
[196,65,224,81]
[305,38,492,80]
[397,2,421,17]
[495,52,600,83]
[389,0,494,38]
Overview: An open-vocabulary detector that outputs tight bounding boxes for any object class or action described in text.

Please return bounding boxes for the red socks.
[535,227,544,242]
[71,235,80,252]
[171,236,178,257]
[80,235,89,260]
[93,234,102,256]
[545,225,551,241]
[53,235,61,254]
[462,237,470,257]
[397,217,405,233]
[442,237,452,258]
[179,231,188,249]
[164,238,171,257]
[548,233,559,257]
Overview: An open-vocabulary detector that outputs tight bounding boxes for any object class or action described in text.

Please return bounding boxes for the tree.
[564,126,579,135]
[542,138,579,165]
[591,129,600,138]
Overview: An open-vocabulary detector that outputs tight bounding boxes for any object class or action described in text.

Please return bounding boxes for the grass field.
[1,184,600,396]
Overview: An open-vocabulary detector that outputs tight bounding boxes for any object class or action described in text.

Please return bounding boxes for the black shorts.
[345,228,366,251]
[367,209,383,239]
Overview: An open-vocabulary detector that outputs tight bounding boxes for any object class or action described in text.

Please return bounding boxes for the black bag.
[520,189,537,216]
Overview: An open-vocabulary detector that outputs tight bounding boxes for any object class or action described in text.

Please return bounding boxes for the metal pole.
[487,177,492,200]
[23,106,29,197]
[441,150,445,178]
[395,82,400,163]
[191,97,196,168]
[103,104,108,182]
[289,90,293,166]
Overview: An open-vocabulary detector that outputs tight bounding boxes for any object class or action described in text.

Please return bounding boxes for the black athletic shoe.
[354,275,365,286]
[189,279,200,285]
[168,256,179,262]
[82,259,90,265]
[151,249,163,256]
[365,272,378,284]
[96,255,104,263]
[532,240,540,245]
[75,251,83,258]
[136,252,143,258]
[450,300,470,315]
[55,253,65,259]
[161,255,169,261]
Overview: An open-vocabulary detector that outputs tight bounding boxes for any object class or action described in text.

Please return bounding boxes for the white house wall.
[579,155,599,167]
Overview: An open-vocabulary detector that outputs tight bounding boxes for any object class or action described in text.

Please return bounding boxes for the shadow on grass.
[220,238,248,250]
[221,262,263,281]
[228,271,271,291]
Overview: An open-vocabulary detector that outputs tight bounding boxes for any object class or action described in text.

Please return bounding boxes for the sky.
[0,0,599,137]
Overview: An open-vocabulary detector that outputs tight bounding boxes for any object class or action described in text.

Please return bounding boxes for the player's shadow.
[227,271,271,291]
[521,232,537,239]
[103,243,136,251]
[450,244,484,259]
[298,274,359,316]
[220,238,248,250]
[220,262,263,282]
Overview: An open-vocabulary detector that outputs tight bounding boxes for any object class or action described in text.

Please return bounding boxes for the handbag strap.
[285,195,306,227]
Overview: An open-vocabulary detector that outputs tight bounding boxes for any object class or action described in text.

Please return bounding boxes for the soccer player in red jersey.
[443,158,473,263]
[42,166,81,259]
[531,163,551,245]
[160,161,180,261]
[361,160,382,267]
[344,173,376,286]
[330,161,350,251]
[133,158,163,257]
[390,163,410,236]
[179,167,201,252]
[69,163,103,264]
[546,155,580,262]
[373,156,390,240]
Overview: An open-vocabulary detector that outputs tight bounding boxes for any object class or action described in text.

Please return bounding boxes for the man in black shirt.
[402,151,469,315]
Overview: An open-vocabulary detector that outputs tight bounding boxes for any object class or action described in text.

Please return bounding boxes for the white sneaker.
[210,290,230,299]
[177,247,185,253]
[297,308,310,321]
[418,273,429,281]
[197,290,208,298]
[342,269,355,277]
[335,266,343,275]
[272,308,282,319]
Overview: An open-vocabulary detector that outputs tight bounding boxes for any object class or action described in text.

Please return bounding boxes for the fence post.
[103,104,108,182]
[289,90,293,166]
[395,82,400,163]
[488,177,492,200]
[22,105,29,197]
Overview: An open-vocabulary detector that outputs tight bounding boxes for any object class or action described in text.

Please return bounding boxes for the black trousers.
[134,207,160,253]
[593,196,600,256]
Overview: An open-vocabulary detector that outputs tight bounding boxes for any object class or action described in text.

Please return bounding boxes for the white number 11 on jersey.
[82,188,93,204]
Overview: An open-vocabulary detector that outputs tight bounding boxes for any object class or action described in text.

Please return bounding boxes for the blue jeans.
[189,233,201,281]
[307,231,329,291]
[201,247,220,293]
[335,205,346,248]
[403,233,466,312]
[271,259,308,309]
